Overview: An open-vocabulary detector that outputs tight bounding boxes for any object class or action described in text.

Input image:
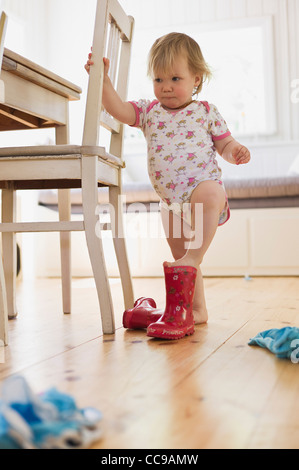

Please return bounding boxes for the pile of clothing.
[249,326,299,362]
[0,375,103,449]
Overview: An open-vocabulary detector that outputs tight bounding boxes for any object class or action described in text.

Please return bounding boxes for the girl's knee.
[191,181,225,212]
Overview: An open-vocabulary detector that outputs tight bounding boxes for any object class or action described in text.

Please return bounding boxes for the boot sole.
[147,326,195,340]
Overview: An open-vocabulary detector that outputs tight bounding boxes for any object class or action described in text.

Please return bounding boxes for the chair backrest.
[82,0,134,161]
[0,11,8,69]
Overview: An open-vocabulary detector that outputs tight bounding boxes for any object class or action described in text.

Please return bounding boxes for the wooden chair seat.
[0,144,122,165]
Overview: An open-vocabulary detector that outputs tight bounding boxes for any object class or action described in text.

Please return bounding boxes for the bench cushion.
[38,176,299,211]
[224,176,299,199]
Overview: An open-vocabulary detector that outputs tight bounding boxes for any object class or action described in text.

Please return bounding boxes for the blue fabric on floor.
[248,326,299,360]
[0,376,103,449]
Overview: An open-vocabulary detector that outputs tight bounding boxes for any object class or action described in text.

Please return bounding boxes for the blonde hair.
[148,32,212,95]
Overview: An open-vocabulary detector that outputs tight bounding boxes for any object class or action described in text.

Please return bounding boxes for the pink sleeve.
[129,101,141,127]
[212,131,231,141]
[128,99,157,128]
[200,101,210,113]
[207,103,231,141]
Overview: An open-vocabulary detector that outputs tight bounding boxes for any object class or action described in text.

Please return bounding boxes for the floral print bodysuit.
[129,99,231,226]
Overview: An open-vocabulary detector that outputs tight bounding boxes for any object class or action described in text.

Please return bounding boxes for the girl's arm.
[214,135,251,165]
[85,55,136,126]
[102,58,136,125]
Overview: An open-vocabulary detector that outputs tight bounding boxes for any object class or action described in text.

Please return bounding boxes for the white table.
[0,48,82,319]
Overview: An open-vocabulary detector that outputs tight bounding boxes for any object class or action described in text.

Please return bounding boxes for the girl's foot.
[147,265,197,340]
[163,261,208,325]
[193,308,208,325]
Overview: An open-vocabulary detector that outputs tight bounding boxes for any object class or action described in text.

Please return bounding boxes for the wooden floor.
[1,275,299,449]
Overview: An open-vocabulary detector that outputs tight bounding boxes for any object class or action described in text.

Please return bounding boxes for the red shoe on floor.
[123,297,163,329]
[147,265,197,340]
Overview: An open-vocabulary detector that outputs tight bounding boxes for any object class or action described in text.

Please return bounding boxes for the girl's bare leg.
[160,180,226,324]
[193,267,208,324]
[161,205,208,324]
[169,181,226,268]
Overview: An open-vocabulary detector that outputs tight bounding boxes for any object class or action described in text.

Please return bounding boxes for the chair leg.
[1,188,17,319]
[58,189,71,314]
[56,125,72,315]
[81,156,115,334]
[0,253,8,346]
[109,186,134,310]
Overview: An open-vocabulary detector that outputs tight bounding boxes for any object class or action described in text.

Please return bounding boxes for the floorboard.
[1,276,299,449]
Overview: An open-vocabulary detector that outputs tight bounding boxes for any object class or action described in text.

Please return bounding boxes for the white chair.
[0,10,8,346]
[0,0,134,336]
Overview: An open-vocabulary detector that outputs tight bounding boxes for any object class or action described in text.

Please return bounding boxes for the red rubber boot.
[123,297,163,329]
[147,265,197,340]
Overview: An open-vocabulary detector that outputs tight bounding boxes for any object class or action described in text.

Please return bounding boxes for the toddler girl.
[85,32,250,340]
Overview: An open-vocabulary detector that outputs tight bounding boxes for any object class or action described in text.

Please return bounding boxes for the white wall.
[1,0,48,61]
[0,0,97,145]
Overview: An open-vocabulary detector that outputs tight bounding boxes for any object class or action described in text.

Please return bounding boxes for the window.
[192,17,276,138]
[126,16,276,140]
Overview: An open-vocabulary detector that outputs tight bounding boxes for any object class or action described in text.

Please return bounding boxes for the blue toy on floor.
[0,375,103,449]
[249,326,299,362]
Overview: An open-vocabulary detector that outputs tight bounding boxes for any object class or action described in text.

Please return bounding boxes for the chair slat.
[108,0,132,41]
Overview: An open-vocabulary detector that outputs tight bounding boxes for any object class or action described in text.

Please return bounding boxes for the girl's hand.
[84,49,94,74]
[232,144,251,165]
[103,57,110,76]
[85,53,135,125]
[84,51,110,77]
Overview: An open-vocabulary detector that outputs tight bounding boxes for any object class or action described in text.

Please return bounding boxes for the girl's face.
[153,55,201,111]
